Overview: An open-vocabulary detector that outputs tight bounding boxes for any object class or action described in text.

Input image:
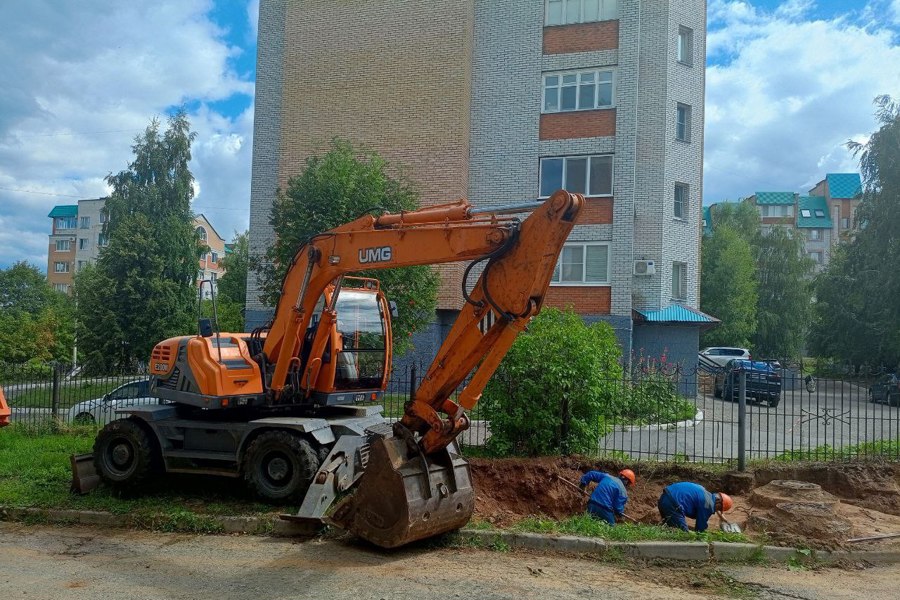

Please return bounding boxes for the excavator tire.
[93,419,161,491]
[243,430,318,503]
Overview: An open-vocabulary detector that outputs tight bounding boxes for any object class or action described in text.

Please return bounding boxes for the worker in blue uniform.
[579,469,636,525]
[657,482,733,532]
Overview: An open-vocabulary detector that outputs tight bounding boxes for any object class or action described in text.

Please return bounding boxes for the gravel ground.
[2,522,899,600]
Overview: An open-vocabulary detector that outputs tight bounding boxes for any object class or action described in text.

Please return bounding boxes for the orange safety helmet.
[618,469,636,487]
[717,492,733,512]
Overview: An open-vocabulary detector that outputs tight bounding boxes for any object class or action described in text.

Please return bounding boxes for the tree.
[811,96,900,368]
[77,111,199,371]
[218,231,249,305]
[700,227,758,348]
[709,200,761,240]
[259,139,439,355]
[481,308,623,456]
[754,228,814,359]
[0,262,74,363]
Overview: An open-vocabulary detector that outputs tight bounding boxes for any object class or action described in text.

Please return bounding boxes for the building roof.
[48,205,78,218]
[796,196,833,229]
[826,173,862,199]
[754,192,795,205]
[633,305,721,328]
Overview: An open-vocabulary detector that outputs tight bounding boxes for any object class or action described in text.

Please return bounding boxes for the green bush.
[613,369,697,426]
[481,308,623,456]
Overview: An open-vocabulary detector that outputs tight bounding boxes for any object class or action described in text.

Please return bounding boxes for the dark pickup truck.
[713,359,782,407]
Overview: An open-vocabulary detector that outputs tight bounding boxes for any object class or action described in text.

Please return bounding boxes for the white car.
[67,379,160,425]
[699,347,751,368]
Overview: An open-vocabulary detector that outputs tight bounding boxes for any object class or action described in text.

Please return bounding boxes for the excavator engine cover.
[330,434,474,549]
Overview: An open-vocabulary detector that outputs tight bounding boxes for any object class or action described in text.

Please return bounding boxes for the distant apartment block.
[247,0,713,367]
[47,199,227,293]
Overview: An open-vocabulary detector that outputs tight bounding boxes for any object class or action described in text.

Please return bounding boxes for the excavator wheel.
[242,430,318,503]
[93,419,161,491]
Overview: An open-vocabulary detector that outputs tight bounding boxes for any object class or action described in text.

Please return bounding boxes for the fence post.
[51,362,62,417]
[409,364,417,404]
[737,367,747,471]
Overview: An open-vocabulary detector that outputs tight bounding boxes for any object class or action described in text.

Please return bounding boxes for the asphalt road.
[601,377,899,461]
[2,523,900,600]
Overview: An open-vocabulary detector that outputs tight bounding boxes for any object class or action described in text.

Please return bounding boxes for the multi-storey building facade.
[47,200,227,293]
[736,172,862,272]
[247,0,712,366]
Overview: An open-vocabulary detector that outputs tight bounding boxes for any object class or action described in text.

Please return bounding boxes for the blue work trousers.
[587,502,616,525]
[658,490,689,531]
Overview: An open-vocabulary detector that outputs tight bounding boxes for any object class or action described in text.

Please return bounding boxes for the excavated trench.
[467,457,900,549]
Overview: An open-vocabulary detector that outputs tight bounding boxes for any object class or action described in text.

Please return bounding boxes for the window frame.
[80,216,90,229]
[672,261,688,301]
[54,261,70,273]
[550,242,611,286]
[674,182,689,220]
[539,154,614,198]
[675,103,692,142]
[542,68,616,114]
[98,233,109,247]
[55,239,71,252]
[809,229,821,241]
[800,209,811,218]
[545,0,618,26]
[677,25,694,66]
[196,226,208,242]
[55,217,77,230]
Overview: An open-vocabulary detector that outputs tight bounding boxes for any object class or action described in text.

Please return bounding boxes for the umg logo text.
[358,246,393,264]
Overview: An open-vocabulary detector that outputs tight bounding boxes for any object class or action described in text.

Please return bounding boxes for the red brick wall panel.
[543,21,619,54]
[540,110,616,140]
[544,286,611,314]
[576,198,613,225]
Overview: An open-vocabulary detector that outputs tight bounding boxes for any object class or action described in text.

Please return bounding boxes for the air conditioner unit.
[634,260,656,276]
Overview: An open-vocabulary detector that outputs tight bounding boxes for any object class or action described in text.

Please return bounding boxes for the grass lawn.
[0,426,280,533]
[4,380,135,410]
[509,514,748,543]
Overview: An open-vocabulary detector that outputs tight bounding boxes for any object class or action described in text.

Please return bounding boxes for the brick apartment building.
[47,200,227,294]
[706,173,863,272]
[246,0,714,367]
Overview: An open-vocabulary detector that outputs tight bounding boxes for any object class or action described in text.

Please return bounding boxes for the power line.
[12,129,143,138]
[0,186,86,198]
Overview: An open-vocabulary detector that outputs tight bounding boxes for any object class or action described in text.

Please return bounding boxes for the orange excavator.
[84,190,582,548]
[0,386,10,427]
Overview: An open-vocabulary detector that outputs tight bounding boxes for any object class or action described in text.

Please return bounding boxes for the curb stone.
[619,410,704,433]
[4,507,900,565]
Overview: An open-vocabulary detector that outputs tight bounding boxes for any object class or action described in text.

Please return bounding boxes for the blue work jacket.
[664,482,717,532]
[580,471,627,515]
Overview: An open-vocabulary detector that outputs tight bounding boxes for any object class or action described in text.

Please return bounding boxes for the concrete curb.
[457,529,900,565]
[3,507,899,565]
[618,409,704,433]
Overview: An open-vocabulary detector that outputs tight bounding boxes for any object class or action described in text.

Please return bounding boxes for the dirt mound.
[758,502,853,549]
[750,480,840,510]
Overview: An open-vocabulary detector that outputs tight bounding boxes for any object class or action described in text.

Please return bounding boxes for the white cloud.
[0,0,254,269]
[704,1,900,202]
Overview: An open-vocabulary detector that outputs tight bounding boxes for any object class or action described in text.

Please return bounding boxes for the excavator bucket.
[329,434,474,549]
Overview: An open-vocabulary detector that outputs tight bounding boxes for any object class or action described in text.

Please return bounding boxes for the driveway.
[3,523,900,600]
[601,377,899,461]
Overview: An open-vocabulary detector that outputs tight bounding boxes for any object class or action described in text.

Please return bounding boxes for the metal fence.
[3,361,898,464]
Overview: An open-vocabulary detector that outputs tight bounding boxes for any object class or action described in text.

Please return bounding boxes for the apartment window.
[760,205,794,217]
[53,283,69,293]
[211,251,219,263]
[196,226,208,242]
[677,26,693,65]
[676,103,691,142]
[674,183,689,220]
[55,217,77,230]
[211,272,218,283]
[545,0,618,26]
[54,262,70,273]
[98,234,108,247]
[552,243,610,284]
[77,260,86,271]
[55,239,71,252]
[808,251,823,264]
[672,262,687,301]
[543,69,614,113]
[800,209,811,218]
[99,210,109,224]
[814,209,825,218]
[809,229,821,241]
[79,238,87,250]
[540,155,613,197]
[841,217,850,229]
[80,216,90,229]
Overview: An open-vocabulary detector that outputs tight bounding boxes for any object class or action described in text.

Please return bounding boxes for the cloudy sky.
[1,0,898,270]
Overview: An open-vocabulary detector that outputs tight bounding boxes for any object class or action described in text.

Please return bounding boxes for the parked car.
[66,379,159,425]
[869,374,900,407]
[713,359,782,407]
[700,347,751,368]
